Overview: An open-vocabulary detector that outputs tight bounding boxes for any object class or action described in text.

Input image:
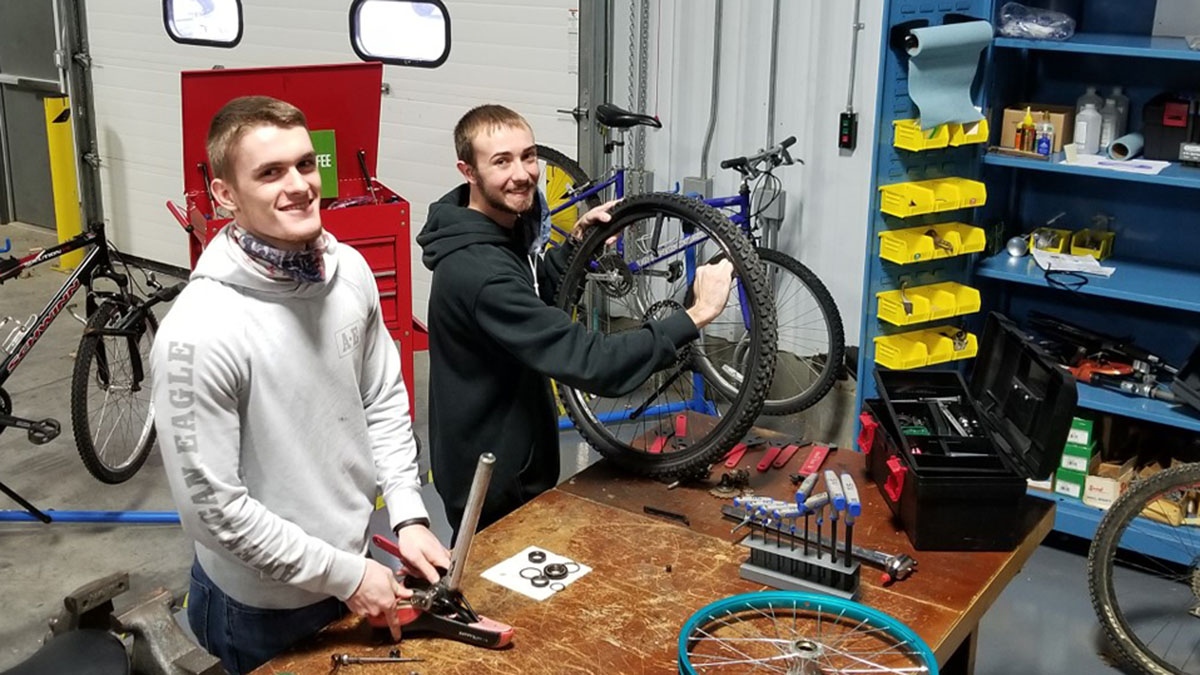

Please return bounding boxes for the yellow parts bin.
[1031,227,1071,253]
[874,326,979,370]
[877,282,982,326]
[879,177,987,218]
[892,118,989,151]
[878,222,986,264]
[1070,229,1115,260]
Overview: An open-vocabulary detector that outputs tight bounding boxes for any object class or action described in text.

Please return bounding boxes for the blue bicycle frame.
[547,164,756,429]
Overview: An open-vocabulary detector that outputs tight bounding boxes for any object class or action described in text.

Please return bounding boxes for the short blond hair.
[206,96,308,181]
[453,104,532,167]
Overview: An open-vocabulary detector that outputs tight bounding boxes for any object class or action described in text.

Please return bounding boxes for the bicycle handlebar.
[718,135,799,177]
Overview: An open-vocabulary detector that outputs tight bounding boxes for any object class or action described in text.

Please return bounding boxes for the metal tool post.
[823,470,845,565]
[794,473,819,556]
[805,493,830,560]
[446,453,495,593]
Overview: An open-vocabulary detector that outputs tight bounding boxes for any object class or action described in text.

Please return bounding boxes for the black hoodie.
[417,185,699,531]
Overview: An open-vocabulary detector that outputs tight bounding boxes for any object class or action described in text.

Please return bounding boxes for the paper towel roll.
[906,21,994,130]
[1108,132,1145,160]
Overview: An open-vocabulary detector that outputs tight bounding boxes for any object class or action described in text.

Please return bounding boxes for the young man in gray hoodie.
[151,96,448,674]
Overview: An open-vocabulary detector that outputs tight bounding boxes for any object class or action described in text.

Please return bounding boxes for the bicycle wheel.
[695,248,844,415]
[1089,463,1200,674]
[555,192,776,479]
[536,144,601,245]
[678,591,939,674]
[70,299,158,484]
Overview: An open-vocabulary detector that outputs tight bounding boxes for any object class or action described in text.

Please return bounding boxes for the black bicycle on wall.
[0,223,183,515]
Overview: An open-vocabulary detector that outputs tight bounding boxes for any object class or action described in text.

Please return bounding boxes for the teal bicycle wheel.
[678,591,938,674]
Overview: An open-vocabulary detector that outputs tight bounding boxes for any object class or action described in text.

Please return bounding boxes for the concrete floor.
[0,220,1146,673]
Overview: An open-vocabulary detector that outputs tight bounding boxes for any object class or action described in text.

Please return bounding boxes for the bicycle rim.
[678,591,938,674]
[1089,463,1200,674]
[695,248,844,415]
[71,301,157,483]
[556,193,775,479]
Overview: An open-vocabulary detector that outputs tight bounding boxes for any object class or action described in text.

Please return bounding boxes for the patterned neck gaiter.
[229,224,328,283]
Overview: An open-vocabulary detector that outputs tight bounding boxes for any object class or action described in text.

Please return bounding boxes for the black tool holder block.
[861,312,1077,551]
[725,507,861,600]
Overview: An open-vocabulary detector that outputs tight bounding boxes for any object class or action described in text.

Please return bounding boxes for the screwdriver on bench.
[805,492,830,560]
[794,473,820,557]
[840,473,862,568]
[824,470,846,565]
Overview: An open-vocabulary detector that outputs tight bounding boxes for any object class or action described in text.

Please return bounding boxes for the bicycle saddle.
[594,103,662,129]
[3,630,129,675]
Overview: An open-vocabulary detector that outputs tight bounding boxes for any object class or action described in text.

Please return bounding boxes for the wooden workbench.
[256,449,1053,674]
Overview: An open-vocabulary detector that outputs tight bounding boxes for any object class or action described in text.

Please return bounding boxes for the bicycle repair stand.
[734,510,861,601]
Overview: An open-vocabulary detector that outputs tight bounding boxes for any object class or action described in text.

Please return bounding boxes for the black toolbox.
[859,313,1077,551]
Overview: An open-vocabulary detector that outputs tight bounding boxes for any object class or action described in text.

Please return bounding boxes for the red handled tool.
[797,443,834,477]
[723,443,749,468]
[368,454,513,648]
[771,441,807,469]
[756,446,782,472]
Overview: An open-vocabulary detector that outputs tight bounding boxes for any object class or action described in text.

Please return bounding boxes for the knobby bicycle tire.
[555,192,776,479]
[695,247,843,415]
[1089,462,1200,674]
[70,299,158,484]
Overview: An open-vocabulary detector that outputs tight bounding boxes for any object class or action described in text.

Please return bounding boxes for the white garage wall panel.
[611,0,884,346]
[86,0,580,320]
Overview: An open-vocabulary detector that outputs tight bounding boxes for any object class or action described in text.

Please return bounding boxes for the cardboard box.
[1055,467,1087,500]
[1061,440,1095,473]
[1066,417,1094,447]
[1000,105,1075,154]
[1028,477,1054,492]
[1083,455,1134,510]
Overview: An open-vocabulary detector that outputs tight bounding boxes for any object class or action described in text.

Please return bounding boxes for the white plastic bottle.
[1099,98,1120,152]
[1076,86,1104,115]
[1110,86,1130,135]
[1075,103,1102,155]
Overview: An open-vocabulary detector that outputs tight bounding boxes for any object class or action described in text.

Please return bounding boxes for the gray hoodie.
[151,226,426,609]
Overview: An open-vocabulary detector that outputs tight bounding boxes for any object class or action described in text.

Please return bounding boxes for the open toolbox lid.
[180,62,384,213]
[968,312,1078,480]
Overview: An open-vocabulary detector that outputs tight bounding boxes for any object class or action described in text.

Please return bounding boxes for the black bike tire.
[555,192,777,479]
[536,144,602,212]
[70,299,158,484]
[694,248,843,415]
[1088,462,1200,675]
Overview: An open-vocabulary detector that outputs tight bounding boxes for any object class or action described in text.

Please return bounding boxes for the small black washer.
[530,575,550,588]
[543,563,569,580]
[550,582,566,592]
[519,567,542,580]
[528,550,547,563]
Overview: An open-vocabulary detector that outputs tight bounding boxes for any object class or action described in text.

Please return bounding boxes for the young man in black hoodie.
[418,104,733,533]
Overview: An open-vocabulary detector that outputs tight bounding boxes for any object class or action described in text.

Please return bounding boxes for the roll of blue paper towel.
[1108,133,1145,160]
[906,21,994,130]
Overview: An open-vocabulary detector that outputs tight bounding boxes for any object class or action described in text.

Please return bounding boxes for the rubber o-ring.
[563,562,581,574]
[550,582,566,592]
[528,550,547,563]
[519,567,542,580]
[530,575,550,588]
[544,563,569,580]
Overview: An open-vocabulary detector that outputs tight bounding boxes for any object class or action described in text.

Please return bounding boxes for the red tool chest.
[177,62,417,413]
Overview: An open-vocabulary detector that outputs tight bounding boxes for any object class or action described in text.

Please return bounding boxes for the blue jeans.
[187,559,346,674]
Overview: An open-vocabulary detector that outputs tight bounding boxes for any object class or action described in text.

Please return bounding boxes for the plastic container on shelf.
[1074,102,1102,155]
[1110,86,1130,134]
[1099,98,1121,153]
[893,119,950,151]
[874,326,979,370]
[1070,229,1115,260]
[1076,86,1104,115]
[948,118,989,146]
[878,223,987,264]
[879,178,987,218]
[877,282,981,326]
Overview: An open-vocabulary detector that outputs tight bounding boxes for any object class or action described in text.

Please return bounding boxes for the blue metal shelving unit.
[858,2,1200,564]
[982,153,1200,190]
[975,5,1200,562]
[1029,490,1198,567]
[976,254,1200,314]
[994,33,1200,61]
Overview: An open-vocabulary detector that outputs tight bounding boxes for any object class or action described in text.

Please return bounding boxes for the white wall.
[611,0,884,346]
[86,0,580,321]
[87,1,882,339]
